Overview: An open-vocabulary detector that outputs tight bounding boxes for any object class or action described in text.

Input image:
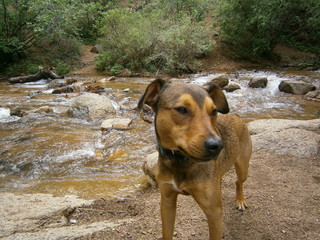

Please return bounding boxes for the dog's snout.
[204,137,223,159]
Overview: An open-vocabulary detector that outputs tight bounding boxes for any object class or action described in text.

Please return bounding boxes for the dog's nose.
[204,137,223,159]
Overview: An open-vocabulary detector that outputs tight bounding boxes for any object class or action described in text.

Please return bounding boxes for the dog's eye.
[175,107,188,115]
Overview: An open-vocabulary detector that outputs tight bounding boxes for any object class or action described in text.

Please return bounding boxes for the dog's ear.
[138,78,167,110]
[204,83,229,114]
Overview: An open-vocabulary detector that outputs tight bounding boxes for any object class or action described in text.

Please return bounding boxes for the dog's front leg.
[193,182,223,240]
[160,183,178,240]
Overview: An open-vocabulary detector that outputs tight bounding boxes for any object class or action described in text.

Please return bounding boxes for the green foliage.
[218,0,320,58]
[97,8,213,74]
[110,64,124,76]
[0,0,113,73]
[53,61,71,76]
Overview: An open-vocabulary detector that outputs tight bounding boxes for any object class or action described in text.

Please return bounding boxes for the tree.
[217,0,320,58]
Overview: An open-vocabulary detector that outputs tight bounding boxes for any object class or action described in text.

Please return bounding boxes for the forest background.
[1,0,319,76]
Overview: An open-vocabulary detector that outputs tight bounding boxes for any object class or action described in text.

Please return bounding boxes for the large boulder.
[248,77,268,88]
[67,93,115,121]
[278,80,316,95]
[205,75,229,88]
[248,119,320,158]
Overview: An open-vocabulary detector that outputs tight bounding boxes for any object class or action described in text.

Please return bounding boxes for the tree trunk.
[8,68,62,84]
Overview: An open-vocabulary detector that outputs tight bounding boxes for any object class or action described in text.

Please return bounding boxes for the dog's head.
[138,79,229,161]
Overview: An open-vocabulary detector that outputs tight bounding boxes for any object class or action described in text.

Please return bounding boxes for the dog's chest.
[160,179,191,195]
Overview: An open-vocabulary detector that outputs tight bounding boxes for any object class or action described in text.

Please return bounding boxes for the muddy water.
[0,70,319,199]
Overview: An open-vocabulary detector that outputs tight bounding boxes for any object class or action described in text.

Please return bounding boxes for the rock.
[248,119,320,158]
[0,193,92,238]
[90,44,103,53]
[101,118,132,130]
[248,77,268,88]
[67,93,116,121]
[305,89,320,101]
[278,80,316,95]
[48,79,68,89]
[205,75,229,88]
[85,85,105,93]
[52,86,74,94]
[30,106,54,114]
[107,76,117,81]
[142,152,159,187]
[223,83,241,92]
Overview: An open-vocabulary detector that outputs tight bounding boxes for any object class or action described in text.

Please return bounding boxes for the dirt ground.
[60,150,319,240]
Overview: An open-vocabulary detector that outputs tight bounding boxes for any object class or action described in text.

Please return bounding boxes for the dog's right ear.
[138,78,167,110]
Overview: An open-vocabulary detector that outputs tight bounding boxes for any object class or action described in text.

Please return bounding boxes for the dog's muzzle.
[204,137,223,160]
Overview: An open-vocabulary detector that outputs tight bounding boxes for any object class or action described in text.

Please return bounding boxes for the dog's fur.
[138,79,252,240]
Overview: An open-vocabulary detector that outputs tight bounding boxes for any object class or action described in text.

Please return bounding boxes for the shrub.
[97,9,212,74]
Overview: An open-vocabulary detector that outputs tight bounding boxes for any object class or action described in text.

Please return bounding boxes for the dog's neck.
[158,145,189,164]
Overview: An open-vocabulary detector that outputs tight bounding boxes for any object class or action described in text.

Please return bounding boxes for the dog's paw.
[236,200,248,211]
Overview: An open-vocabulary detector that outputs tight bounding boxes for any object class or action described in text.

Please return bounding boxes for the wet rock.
[52,86,74,94]
[101,118,132,130]
[48,79,68,89]
[223,83,241,92]
[205,74,229,88]
[27,106,54,114]
[248,77,268,88]
[85,85,105,93]
[305,89,320,101]
[248,119,320,157]
[11,108,25,117]
[68,93,116,121]
[278,80,316,95]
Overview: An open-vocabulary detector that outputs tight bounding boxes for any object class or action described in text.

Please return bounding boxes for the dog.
[138,79,252,240]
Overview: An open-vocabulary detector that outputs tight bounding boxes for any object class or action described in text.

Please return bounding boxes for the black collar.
[159,145,189,163]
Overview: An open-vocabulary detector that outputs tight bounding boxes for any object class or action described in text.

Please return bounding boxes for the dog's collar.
[159,146,189,163]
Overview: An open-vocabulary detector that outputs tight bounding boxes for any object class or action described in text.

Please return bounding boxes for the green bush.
[110,64,124,76]
[97,9,213,74]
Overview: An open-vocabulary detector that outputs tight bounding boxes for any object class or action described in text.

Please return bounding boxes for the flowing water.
[0,70,319,199]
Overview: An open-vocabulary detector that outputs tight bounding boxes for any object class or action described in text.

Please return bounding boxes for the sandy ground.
[66,151,319,240]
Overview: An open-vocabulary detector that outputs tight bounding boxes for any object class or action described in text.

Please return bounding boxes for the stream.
[0,70,319,199]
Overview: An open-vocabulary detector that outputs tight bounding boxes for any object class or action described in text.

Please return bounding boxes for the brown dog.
[138,79,252,240]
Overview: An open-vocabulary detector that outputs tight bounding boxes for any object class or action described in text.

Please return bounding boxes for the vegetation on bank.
[1,0,319,76]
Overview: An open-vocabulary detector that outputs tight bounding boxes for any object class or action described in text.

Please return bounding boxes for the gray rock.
[205,75,229,88]
[142,152,158,187]
[248,119,320,157]
[248,77,268,88]
[278,80,316,95]
[67,93,115,121]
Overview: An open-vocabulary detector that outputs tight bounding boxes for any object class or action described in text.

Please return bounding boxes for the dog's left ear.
[138,78,167,110]
[204,83,229,114]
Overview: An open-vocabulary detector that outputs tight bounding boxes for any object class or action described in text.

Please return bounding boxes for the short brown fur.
[138,79,252,240]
